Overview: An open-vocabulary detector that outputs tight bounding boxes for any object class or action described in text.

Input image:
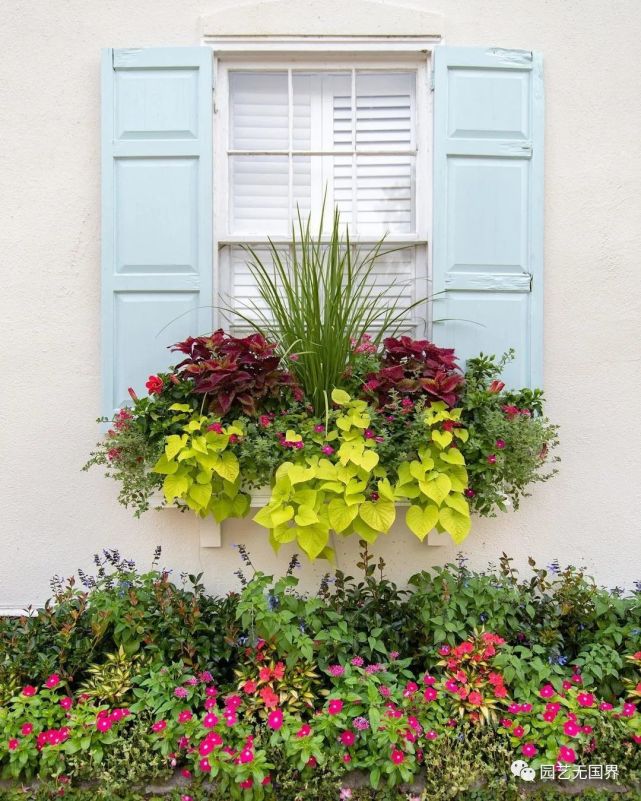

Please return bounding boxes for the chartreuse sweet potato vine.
[251,390,471,559]
[152,404,250,521]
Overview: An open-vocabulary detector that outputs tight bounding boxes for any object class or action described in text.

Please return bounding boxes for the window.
[214,56,430,334]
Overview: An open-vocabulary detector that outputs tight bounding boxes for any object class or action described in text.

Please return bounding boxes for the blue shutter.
[432,47,543,387]
[101,47,213,415]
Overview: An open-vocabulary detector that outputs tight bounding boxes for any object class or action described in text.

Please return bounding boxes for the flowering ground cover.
[1,548,640,800]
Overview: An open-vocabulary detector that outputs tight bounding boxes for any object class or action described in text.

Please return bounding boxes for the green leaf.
[331,388,351,406]
[168,403,191,412]
[360,449,379,472]
[406,503,439,541]
[359,500,396,532]
[438,506,471,544]
[165,434,187,460]
[444,493,469,515]
[253,505,275,528]
[231,493,250,517]
[163,472,189,503]
[327,498,359,533]
[353,516,379,543]
[210,496,233,522]
[296,524,329,559]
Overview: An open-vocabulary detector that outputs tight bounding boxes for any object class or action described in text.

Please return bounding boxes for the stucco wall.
[1,0,640,608]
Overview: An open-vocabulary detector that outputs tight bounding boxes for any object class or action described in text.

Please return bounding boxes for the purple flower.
[328,664,345,677]
[353,716,370,731]
[174,687,189,698]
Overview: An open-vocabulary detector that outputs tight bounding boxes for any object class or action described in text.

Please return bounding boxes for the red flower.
[468,691,483,706]
[145,375,164,395]
[22,685,37,697]
[8,739,18,751]
[259,686,279,709]
[242,680,257,694]
[488,380,505,393]
[340,731,356,747]
[21,724,33,736]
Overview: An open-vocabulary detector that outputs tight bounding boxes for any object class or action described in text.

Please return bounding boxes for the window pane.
[354,72,415,150]
[293,72,352,151]
[355,155,415,236]
[230,72,288,150]
[230,155,289,234]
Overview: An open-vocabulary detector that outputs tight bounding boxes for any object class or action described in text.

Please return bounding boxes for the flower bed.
[1,548,640,799]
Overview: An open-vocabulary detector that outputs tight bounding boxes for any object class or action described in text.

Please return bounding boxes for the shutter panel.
[101,47,213,415]
[432,47,543,387]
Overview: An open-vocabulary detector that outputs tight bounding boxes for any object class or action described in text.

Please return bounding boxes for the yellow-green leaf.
[253,505,275,528]
[439,506,472,544]
[296,524,329,559]
[432,429,453,449]
[189,481,212,509]
[294,505,319,527]
[212,451,239,482]
[406,503,439,541]
[165,434,187,461]
[444,494,470,516]
[168,403,191,412]
[331,388,351,406]
[210,496,233,522]
[353,517,379,543]
[420,474,452,505]
[327,498,359,533]
[163,472,189,503]
[271,505,295,527]
[439,447,465,465]
[152,454,178,475]
[360,449,379,472]
[359,500,395,533]
[231,493,250,517]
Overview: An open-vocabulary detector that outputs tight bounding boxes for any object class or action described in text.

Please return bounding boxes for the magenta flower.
[512,726,525,738]
[239,747,254,764]
[59,697,73,711]
[577,692,595,708]
[426,730,438,740]
[563,720,580,737]
[340,731,355,747]
[539,684,556,699]
[174,687,188,699]
[328,699,344,715]
[487,454,497,464]
[353,717,369,731]
[321,445,334,455]
[21,724,33,736]
[151,720,167,733]
[314,424,325,433]
[391,749,405,764]
[44,674,60,689]
[350,656,364,667]
[296,724,311,738]
[199,758,211,773]
[8,739,18,751]
[96,717,113,733]
[203,713,219,728]
[495,439,506,449]
[22,686,37,698]
[558,745,577,764]
[329,664,345,677]
[267,709,283,730]
[522,743,537,758]
[178,710,193,723]
[424,687,438,702]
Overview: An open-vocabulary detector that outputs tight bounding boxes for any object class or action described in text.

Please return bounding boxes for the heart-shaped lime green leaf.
[163,472,189,503]
[328,498,359,533]
[406,503,439,541]
[331,388,351,406]
[296,524,329,559]
[359,500,396,533]
[439,506,472,544]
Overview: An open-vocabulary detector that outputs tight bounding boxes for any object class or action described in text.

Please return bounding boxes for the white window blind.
[217,64,428,334]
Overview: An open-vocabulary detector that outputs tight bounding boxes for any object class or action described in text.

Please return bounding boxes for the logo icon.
[511,760,536,782]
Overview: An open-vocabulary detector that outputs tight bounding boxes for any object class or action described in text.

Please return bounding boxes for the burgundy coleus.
[363,335,464,409]
[170,329,299,416]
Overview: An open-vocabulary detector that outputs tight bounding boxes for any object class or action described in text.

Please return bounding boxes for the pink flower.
[151,720,167,733]
[340,731,355,747]
[96,717,112,732]
[329,665,345,677]
[314,424,325,433]
[353,717,369,731]
[178,711,193,723]
[22,685,37,697]
[571,673,582,684]
[239,778,253,789]
[622,702,636,717]
[522,743,537,758]
[199,758,211,773]
[468,691,483,706]
[488,380,505,393]
[207,422,223,434]
[403,681,419,698]
[59,697,73,711]
[558,746,577,764]
[174,686,188,699]
[21,724,33,736]
[205,686,218,697]
[600,702,614,711]
[225,695,242,710]
[577,692,595,708]
[296,724,311,738]
[438,645,450,656]
[321,445,335,455]
[539,684,556,699]
[328,699,344,715]
[351,656,364,667]
[495,439,506,449]
[445,680,458,692]
[512,726,525,738]
[487,454,497,464]
[424,687,438,702]
[391,749,405,764]
[203,713,219,728]
[44,674,60,689]
[8,739,18,751]
[464,488,476,498]
[423,674,435,686]
[267,709,283,730]
[426,730,438,740]
[343,753,351,763]
[259,415,272,428]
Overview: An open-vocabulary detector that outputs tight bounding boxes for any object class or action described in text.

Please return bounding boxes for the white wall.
[1,0,641,608]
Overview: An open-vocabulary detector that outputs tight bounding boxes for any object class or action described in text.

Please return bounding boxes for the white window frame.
[206,37,435,335]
